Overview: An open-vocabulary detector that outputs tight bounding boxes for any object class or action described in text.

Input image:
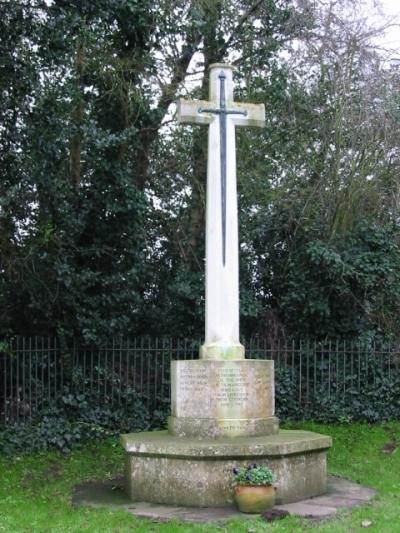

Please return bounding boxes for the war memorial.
[121,64,332,507]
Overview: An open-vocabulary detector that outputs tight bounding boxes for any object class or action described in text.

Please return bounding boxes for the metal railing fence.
[1,337,400,423]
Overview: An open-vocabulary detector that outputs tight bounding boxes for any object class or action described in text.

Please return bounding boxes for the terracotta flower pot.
[234,485,275,513]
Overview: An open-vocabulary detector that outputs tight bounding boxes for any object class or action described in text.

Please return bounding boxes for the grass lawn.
[1,421,399,532]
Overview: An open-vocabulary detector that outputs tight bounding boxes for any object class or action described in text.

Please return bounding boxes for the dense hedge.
[275,367,400,424]
[0,388,164,455]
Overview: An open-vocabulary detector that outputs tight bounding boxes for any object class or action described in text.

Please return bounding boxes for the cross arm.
[231,102,265,128]
[177,98,215,125]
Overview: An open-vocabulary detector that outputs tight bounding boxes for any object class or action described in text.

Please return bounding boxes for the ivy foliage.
[1,0,400,344]
[0,387,153,455]
[255,220,400,340]
[275,356,400,424]
[0,0,292,342]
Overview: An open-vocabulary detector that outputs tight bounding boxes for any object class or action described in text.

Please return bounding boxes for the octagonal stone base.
[121,430,332,507]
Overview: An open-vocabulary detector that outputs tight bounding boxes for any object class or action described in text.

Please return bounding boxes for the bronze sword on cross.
[177,64,265,359]
[198,71,247,266]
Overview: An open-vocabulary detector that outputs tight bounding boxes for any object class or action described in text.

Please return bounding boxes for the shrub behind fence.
[1,337,400,424]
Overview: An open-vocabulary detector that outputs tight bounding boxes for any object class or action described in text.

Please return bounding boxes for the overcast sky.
[375,0,400,55]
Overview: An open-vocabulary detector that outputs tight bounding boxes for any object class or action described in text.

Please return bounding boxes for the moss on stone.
[121,429,332,457]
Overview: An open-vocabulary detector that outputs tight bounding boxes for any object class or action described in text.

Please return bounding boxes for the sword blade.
[220,113,226,267]
[219,72,227,267]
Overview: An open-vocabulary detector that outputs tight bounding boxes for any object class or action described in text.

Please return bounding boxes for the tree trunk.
[70,39,84,189]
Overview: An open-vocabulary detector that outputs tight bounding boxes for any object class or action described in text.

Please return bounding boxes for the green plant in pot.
[232,464,276,513]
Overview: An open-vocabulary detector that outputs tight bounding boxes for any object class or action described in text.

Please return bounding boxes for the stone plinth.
[169,359,279,438]
[121,430,332,507]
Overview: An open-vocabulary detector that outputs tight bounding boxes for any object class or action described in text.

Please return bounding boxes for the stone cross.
[177,63,265,360]
[123,65,330,508]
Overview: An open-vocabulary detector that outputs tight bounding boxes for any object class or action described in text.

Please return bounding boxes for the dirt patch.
[381,441,397,454]
[21,460,64,489]
[382,425,398,455]
[43,462,64,480]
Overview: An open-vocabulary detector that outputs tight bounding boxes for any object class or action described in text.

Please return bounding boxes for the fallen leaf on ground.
[361,519,373,528]
[262,509,290,521]
[381,441,397,454]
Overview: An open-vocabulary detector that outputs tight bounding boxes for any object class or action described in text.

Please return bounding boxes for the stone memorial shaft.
[177,64,264,360]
